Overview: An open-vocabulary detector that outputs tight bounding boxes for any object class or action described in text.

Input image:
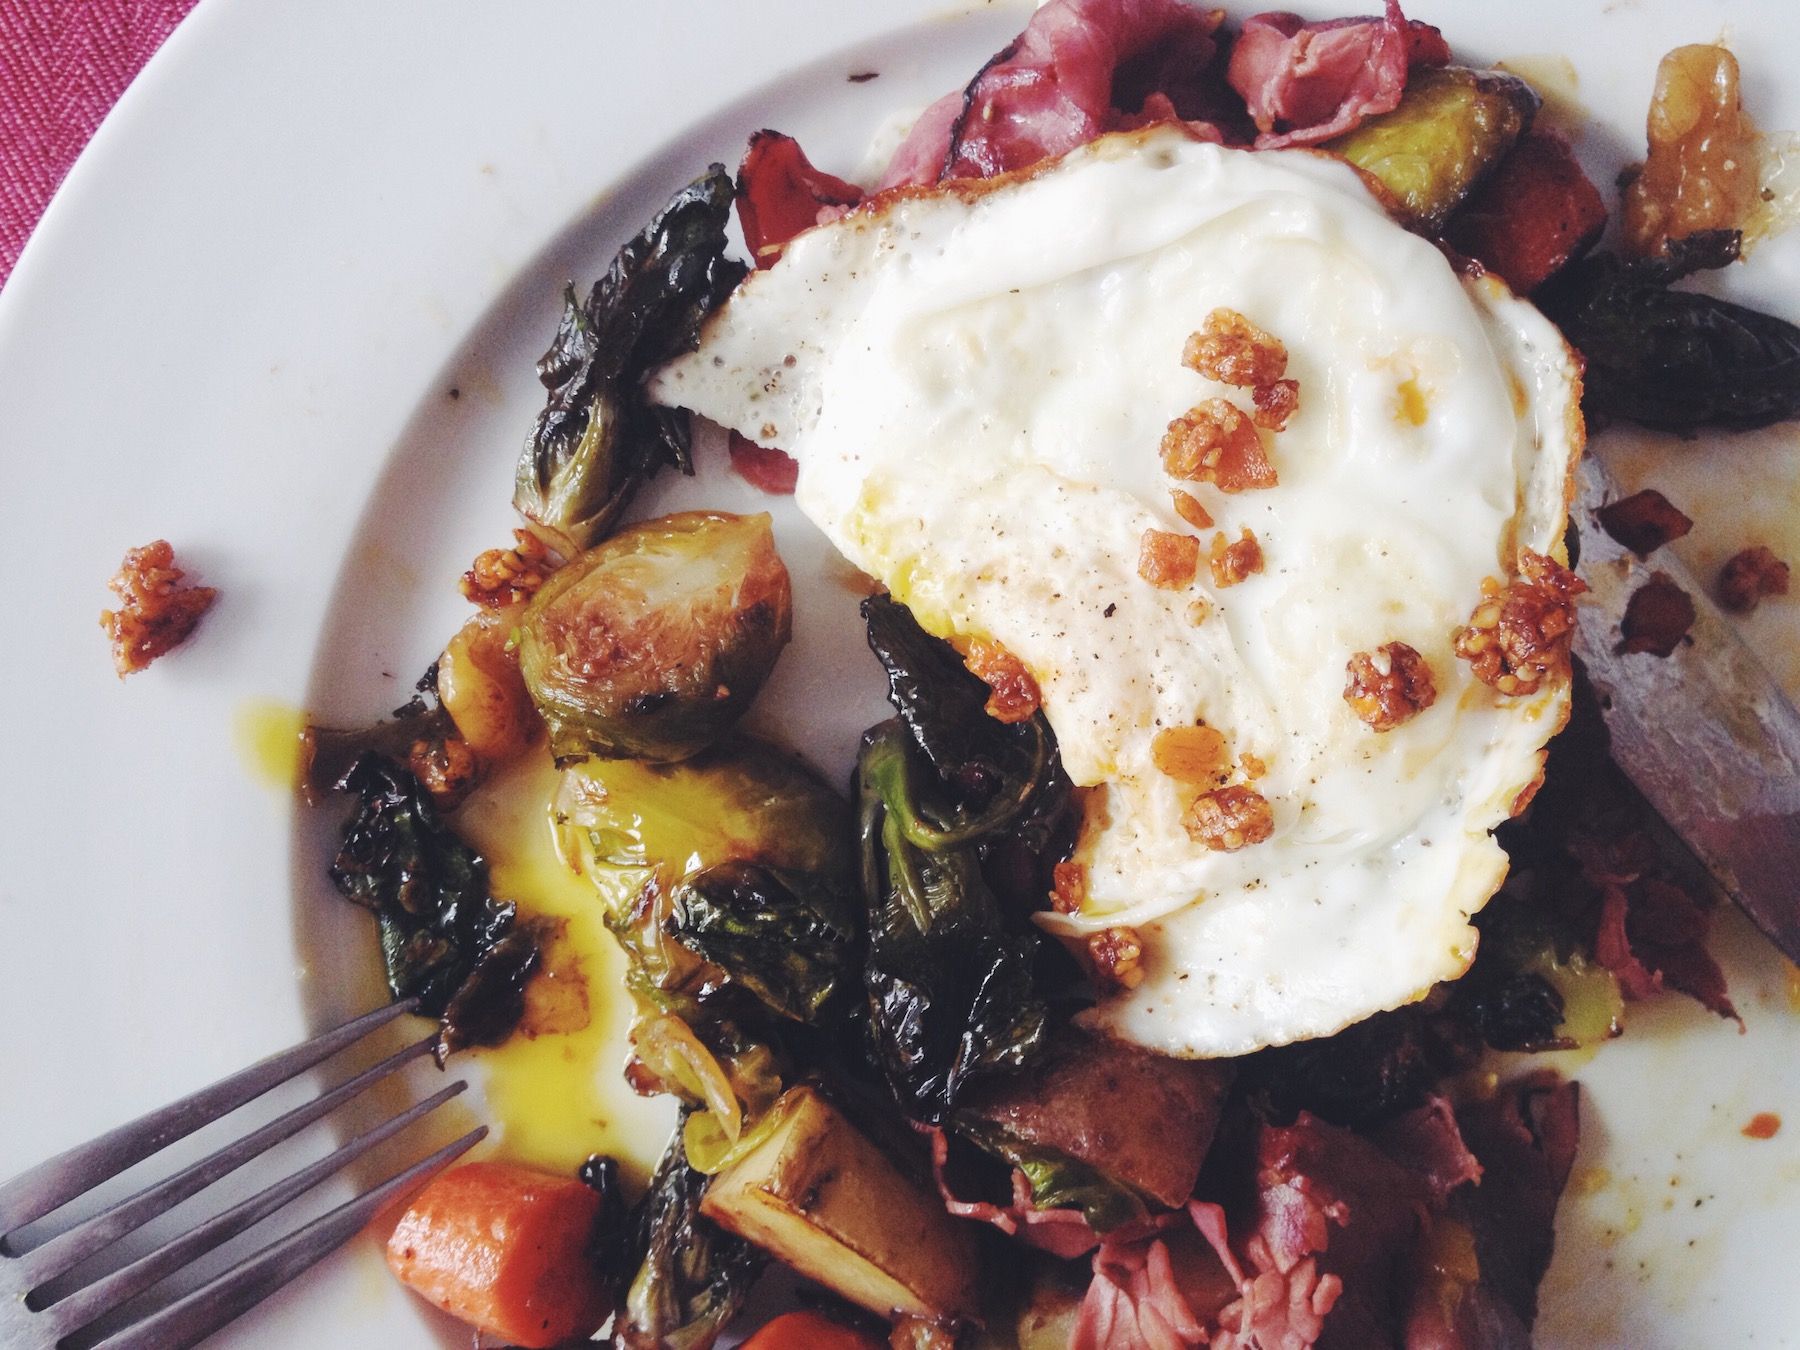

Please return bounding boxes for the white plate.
[1,1,1797,1345]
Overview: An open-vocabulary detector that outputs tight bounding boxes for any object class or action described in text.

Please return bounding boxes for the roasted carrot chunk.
[386,1161,608,1349]
[1443,132,1607,293]
[741,1310,886,1350]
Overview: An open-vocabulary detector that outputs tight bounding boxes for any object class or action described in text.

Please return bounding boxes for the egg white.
[651,126,1582,1057]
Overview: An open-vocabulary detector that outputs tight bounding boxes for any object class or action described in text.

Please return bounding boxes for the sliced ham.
[734,130,863,269]
[1226,0,1450,150]
[725,431,799,494]
[878,0,1225,188]
[920,1124,1111,1259]
[1415,1077,1581,1347]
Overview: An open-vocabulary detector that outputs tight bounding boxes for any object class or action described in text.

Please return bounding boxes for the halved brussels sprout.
[553,735,851,919]
[1328,67,1540,233]
[555,738,856,1164]
[520,511,793,763]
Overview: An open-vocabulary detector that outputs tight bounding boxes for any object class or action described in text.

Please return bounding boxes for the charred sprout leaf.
[955,1118,1148,1232]
[861,594,1069,851]
[1242,1003,1477,1129]
[437,924,542,1055]
[669,861,858,1024]
[616,1122,764,1350]
[1541,237,1800,431]
[552,737,854,1010]
[554,739,853,1152]
[1465,971,1566,1052]
[1326,66,1538,232]
[519,511,792,764]
[303,664,457,804]
[328,754,535,1045]
[1450,890,1622,1053]
[515,167,747,556]
[580,1155,639,1308]
[858,720,1051,1121]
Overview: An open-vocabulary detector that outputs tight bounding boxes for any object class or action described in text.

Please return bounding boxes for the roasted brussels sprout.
[520,511,793,763]
[1328,67,1539,232]
[553,734,851,918]
[514,166,746,557]
[556,737,858,1161]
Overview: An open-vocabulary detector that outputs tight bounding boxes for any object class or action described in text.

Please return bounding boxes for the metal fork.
[0,1000,484,1349]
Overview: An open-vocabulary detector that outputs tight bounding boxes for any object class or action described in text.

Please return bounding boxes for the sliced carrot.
[385,1160,608,1349]
[741,1309,887,1350]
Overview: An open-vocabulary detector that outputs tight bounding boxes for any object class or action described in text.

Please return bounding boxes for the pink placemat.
[0,0,200,287]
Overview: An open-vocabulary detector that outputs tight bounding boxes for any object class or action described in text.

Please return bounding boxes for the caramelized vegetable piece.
[437,603,538,762]
[520,510,792,763]
[616,1125,765,1350]
[1443,131,1607,292]
[960,1026,1234,1208]
[741,1310,884,1350]
[1623,45,1758,259]
[386,1161,609,1349]
[1328,67,1539,232]
[701,1087,982,1323]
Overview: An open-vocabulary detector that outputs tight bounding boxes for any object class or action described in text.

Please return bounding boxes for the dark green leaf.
[858,720,1051,1121]
[515,167,747,555]
[668,861,858,1024]
[860,593,1070,851]
[1541,237,1800,432]
[579,1154,638,1309]
[616,1122,764,1350]
[303,664,457,805]
[327,754,536,1044]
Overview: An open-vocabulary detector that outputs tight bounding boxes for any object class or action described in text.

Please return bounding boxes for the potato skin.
[960,1026,1234,1208]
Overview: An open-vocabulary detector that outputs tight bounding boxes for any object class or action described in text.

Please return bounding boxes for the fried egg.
[651,125,1582,1057]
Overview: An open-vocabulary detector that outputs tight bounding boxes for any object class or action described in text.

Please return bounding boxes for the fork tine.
[41,1079,470,1341]
[13,1032,437,1286]
[0,1000,418,1238]
[91,1125,487,1350]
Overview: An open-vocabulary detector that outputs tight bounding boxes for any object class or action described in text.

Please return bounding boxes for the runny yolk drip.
[455,753,673,1187]
[233,700,309,789]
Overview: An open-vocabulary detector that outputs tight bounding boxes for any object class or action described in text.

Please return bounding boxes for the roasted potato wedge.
[1329,67,1540,232]
[701,1087,980,1323]
[960,1027,1233,1208]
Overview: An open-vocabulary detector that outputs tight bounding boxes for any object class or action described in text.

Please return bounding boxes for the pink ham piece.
[734,130,863,269]
[1070,1096,1498,1349]
[920,1124,1113,1259]
[1226,0,1450,149]
[878,0,1225,188]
